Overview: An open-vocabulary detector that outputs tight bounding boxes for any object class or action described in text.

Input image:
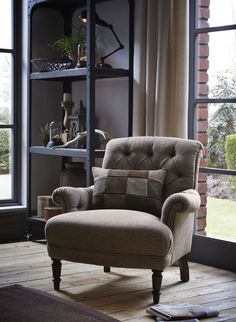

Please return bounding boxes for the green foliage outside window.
[207,72,236,169]
[225,134,236,169]
[225,134,236,199]
[0,108,10,174]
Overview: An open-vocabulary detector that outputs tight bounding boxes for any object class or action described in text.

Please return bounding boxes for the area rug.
[0,284,119,322]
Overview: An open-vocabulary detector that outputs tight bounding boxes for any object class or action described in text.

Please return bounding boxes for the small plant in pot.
[40,123,50,147]
[52,27,86,68]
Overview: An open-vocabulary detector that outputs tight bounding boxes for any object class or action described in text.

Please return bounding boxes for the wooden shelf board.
[30,68,129,81]
[30,146,105,158]
[30,0,112,11]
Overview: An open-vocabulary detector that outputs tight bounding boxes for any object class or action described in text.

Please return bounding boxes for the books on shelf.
[146,303,219,321]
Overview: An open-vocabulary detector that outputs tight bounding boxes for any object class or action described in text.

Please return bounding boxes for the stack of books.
[146,303,219,321]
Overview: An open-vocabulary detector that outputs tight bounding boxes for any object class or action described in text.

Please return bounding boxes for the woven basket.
[31,58,72,72]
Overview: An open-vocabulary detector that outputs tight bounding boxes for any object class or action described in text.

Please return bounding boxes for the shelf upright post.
[128,0,134,137]
[27,0,34,220]
[86,0,96,186]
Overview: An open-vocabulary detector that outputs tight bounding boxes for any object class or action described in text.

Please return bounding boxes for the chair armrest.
[161,189,201,263]
[52,186,94,213]
[161,189,201,228]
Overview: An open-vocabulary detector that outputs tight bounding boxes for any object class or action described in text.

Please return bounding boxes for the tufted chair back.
[102,136,203,200]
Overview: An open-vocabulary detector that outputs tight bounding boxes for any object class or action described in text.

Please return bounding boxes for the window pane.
[208,0,236,28]
[0,0,12,49]
[0,128,13,200]
[195,103,236,169]
[0,53,12,125]
[208,31,236,99]
[206,174,236,242]
[195,31,236,99]
[196,0,236,28]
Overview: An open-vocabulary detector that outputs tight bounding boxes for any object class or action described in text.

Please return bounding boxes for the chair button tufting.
[123,149,130,156]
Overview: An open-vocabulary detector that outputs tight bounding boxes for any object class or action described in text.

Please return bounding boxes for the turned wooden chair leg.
[52,258,62,290]
[179,255,189,282]
[152,270,163,304]
[104,266,111,273]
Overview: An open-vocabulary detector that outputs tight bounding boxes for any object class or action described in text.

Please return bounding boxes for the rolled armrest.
[161,189,201,263]
[52,186,94,213]
[161,189,201,229]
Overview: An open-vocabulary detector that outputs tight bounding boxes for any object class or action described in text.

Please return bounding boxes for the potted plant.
[52,27,86,68]
[39,123,50,147]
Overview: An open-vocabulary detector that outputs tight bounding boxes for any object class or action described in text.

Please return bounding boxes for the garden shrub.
[0,129,10,174]
[225,134,236,199]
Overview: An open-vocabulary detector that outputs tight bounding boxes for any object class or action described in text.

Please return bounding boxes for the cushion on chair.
[46,209,173,269]
[92,167,166,217]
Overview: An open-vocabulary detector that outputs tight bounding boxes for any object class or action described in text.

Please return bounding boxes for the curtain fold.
[133,0,189,138]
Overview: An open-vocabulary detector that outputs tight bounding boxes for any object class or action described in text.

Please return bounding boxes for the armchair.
[45,136,203,303]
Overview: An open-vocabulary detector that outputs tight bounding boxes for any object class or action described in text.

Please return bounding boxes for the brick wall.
[195,0,210,235]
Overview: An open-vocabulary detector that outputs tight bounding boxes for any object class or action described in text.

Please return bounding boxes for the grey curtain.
[133,0,189,138]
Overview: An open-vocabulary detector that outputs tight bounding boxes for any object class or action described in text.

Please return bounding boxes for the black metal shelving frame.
[27,0,134,237]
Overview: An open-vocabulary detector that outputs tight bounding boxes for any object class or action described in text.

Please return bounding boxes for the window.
[0,0,21,205]
[189,0,236,242]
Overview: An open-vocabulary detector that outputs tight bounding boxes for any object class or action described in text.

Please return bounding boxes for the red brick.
[197,59,209,70]
[197,84,209,96]
[197,206,207,217]
[200,194,207,206]
[198,172,208,182]
[197,133,208,145]
[198,0,210,6]
[198,71,208,83]
[198,182,208,194]
[197,120,208,132]
[197,217,207,230]
[198,45,209,58]
[198,8,210,19]
[196,108,208,120]
[200,158,207,167]
[198,19,209,28]
[198,33,209,44]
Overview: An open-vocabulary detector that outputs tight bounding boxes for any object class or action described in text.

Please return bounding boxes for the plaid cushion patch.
[92,167,166,217]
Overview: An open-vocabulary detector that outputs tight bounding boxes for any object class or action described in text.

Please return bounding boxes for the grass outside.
[206,196,236,242]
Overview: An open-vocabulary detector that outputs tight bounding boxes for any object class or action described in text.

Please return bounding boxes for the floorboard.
[0,241,235,321]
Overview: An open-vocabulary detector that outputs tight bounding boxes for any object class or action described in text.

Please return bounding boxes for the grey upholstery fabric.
[102,137,202,200]
[46,209,173,269]
[46,136,203,292]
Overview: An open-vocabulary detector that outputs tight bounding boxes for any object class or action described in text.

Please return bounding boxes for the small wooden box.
[43,207,63,221]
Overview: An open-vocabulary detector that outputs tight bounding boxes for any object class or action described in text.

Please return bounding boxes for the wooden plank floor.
[0,241,235,321]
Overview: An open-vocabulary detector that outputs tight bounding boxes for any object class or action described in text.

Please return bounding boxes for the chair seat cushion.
[45,209,173,269]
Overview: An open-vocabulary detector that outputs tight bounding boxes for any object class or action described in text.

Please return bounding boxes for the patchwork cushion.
[92,167,166,217]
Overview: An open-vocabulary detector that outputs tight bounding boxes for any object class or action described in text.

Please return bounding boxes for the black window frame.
[188,0,236,177]
[0,0,22,206]
[188,0,236,273]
